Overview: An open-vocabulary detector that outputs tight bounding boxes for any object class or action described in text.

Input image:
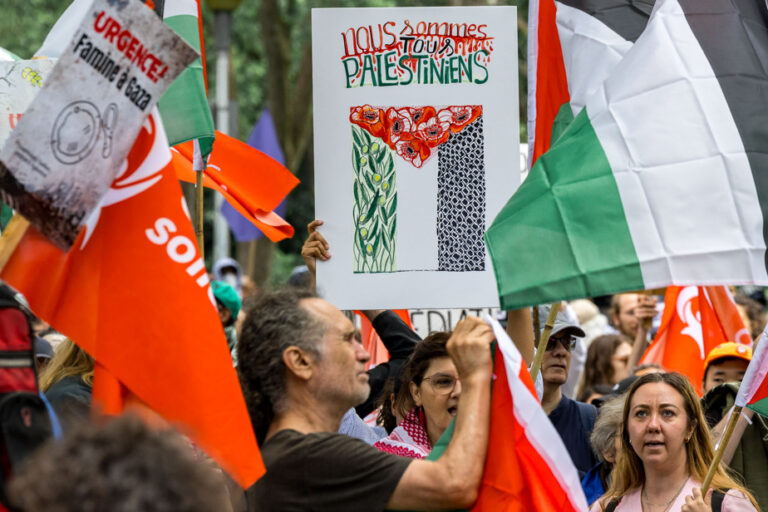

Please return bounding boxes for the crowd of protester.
[2,219,767,512]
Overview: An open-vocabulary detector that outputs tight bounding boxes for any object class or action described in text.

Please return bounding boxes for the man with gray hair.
[237,288,494,511]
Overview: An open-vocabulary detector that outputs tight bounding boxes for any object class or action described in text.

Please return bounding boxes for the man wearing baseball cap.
[702,341,752,395]
[537,305,596,479]
[701,341,767,509]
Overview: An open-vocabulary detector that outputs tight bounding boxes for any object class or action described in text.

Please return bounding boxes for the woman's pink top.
[589,477,756,511]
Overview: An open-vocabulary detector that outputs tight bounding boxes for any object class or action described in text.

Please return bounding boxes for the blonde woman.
[592,372,757,512]
[39,338,94,431]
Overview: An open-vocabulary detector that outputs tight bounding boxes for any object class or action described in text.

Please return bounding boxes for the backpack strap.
[604,498,620,512]
[711,490,726,512]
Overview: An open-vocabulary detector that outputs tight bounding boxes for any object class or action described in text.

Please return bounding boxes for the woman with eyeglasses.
[577,334,633,402]
[374,332,457,459]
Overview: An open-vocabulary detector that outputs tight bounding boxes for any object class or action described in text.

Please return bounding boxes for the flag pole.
[0,214,29,273]
[530,303,559,381]
[192,139,205,261]
[701,404,742,494]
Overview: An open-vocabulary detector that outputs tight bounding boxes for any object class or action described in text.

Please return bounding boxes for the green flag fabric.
[159,0,215,156]
[487,0,768,310]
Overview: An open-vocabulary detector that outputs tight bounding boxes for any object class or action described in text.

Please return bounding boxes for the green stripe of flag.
[485,108,644,310]
[748,397,768,418]
[158,9,214,156]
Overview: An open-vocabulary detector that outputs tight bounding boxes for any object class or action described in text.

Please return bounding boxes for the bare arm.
[300,219,329,291]
[629,295,658,369]
[507,307,534,365]
[386,317,494,510]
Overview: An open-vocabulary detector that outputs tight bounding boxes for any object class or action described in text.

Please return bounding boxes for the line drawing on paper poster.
[350,104,485,274]
[50,101,118,165]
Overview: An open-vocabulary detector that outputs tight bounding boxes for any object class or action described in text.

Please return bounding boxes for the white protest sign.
[312,7,519,310]
[0,0,197,250]
[0,60,57,148]
[409,307,502,337]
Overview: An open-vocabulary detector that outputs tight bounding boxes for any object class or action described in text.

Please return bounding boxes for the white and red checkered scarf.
[373,407,432,459]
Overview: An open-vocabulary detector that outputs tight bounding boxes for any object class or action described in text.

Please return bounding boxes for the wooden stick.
[0,215,30,273]
[195,170,204,262]
[532,305,540,345]
[701,404,742,494]
[529,303,560,381]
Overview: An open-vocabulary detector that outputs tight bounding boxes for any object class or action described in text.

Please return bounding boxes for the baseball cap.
[536,304,586,339]
[703,342,752,370]
[34,337,54,360]
[211,281,241,319]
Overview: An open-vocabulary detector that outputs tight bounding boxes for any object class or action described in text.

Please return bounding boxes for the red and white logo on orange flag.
[641,286,751,395]
[472,318,588,511]
[0,111,264,487]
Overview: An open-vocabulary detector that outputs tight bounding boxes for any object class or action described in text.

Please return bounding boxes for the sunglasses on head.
[545,334,577,352]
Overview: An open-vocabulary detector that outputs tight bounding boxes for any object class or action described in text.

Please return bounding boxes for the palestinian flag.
[736,329,768,417]
[427,318,587,511]
[527,0,652,166]
[487,0,768,310]
[159,0,215,156]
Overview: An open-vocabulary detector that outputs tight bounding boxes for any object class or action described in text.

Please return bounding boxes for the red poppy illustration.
[350,105,388,140]
[405,106,437,126]
[437,105,482,133]
[395,137,431,168]
[385,108,414,148]
[415,115,451,148]
[350,104,483,168]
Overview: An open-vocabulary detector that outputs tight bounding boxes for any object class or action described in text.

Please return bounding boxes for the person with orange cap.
[701,342,768,510]
[702,342,752,395]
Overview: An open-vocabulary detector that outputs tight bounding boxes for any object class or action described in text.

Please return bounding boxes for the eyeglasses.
[422,373,459,395]
[545,335,577,352]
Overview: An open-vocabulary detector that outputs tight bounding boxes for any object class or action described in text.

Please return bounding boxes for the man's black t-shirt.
[246,429,412,511]
[548,395,597,479]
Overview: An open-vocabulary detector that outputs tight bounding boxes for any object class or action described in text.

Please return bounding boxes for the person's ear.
[282,346,315,381]
[686,419,697,443]
[409,381,423,407]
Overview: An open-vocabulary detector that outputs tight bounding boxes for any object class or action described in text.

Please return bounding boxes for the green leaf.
[388,194,397,217]
[364,170,375,193]
[358,225,367,256]
[353,180,360,205]
[363,190,380,222]
[352,126,364,149]
[353,146,361,172]
[372,235,380,260]
[389,217,396,240]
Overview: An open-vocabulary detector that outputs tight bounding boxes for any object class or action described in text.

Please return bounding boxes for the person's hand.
[681,487,709,512]
[636,295,658,322]
[636,294,658,333]
[301,220,330,276]
[446,317,494,382]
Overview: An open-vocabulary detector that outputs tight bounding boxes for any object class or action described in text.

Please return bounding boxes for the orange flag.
[641,286,751,395]
[1,113,264,487]
[173,131,298,242]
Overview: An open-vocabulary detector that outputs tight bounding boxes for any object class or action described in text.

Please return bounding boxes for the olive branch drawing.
[352,125,397,273]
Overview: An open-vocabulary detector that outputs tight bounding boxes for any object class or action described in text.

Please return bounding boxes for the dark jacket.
[701,382,768,511]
